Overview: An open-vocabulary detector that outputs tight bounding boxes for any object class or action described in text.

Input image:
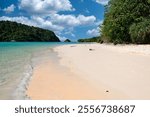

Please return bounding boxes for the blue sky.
[0,0,109,41]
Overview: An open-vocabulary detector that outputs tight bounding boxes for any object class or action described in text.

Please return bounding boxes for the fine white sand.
[27,51,108,100]
[54,43,150,99]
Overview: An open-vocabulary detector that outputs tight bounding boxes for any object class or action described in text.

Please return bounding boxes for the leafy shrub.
[101,0,150,44]
[129,19,150,44]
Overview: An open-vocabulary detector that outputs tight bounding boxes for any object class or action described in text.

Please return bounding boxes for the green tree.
[101,0,150,44]
[78,36,100,42]
[129,18,150,44]
[0,21,60,42]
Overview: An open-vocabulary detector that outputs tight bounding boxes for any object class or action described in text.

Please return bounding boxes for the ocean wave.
[13,63,33,100]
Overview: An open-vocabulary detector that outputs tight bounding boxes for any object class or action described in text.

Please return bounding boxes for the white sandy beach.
[27,43,150,99]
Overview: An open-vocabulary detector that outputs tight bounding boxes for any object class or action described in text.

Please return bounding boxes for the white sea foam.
[0,42,62,99]
[13,64,33,100]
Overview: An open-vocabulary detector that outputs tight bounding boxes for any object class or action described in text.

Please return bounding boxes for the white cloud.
[57,35,68,41]
[51,14,96,27]
[64,30,75,37]
[94,20,103,26]
[19,0,74,15]
[1,0,98,39]
[87,27,100,37]
[0,14,96,35]
[50,14,80,27]
[0,16,35,26]
[3,4,15,13]
[32,16,64,32]
[77,15,96,25]
[95,0,109,5]
[0,16,63,32]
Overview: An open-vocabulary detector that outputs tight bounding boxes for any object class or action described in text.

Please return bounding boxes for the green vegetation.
[0,21,60,42]
[101,0,150,44]
[64,39,71,42]
[78,36,101,43]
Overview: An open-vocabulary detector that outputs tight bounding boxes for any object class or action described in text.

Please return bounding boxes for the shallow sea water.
[0,42,73,99]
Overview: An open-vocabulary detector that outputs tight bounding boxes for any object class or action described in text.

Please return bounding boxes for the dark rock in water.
[64,39,71,42]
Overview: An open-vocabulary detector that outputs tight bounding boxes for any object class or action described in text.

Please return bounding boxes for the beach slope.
[54,44,150,99]
[27,44,150,99]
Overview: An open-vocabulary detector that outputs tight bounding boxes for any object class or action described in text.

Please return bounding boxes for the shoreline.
[13,64,33,100]
[26,48,108,99]
[26,43,150,99]
[12,45,59,99]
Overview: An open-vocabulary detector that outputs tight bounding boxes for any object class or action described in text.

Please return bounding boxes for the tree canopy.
[101,0,150,44]
[78,36,101,42]
[0,21,60,42]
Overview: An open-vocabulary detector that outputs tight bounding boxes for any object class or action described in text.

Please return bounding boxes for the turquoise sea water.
[0,42,74,99]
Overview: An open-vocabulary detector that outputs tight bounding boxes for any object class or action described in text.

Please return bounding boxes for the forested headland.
[78,36,100,42]
[0,21,60,42]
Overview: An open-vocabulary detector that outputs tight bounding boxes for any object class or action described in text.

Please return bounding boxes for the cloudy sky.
[0,0,109,41]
